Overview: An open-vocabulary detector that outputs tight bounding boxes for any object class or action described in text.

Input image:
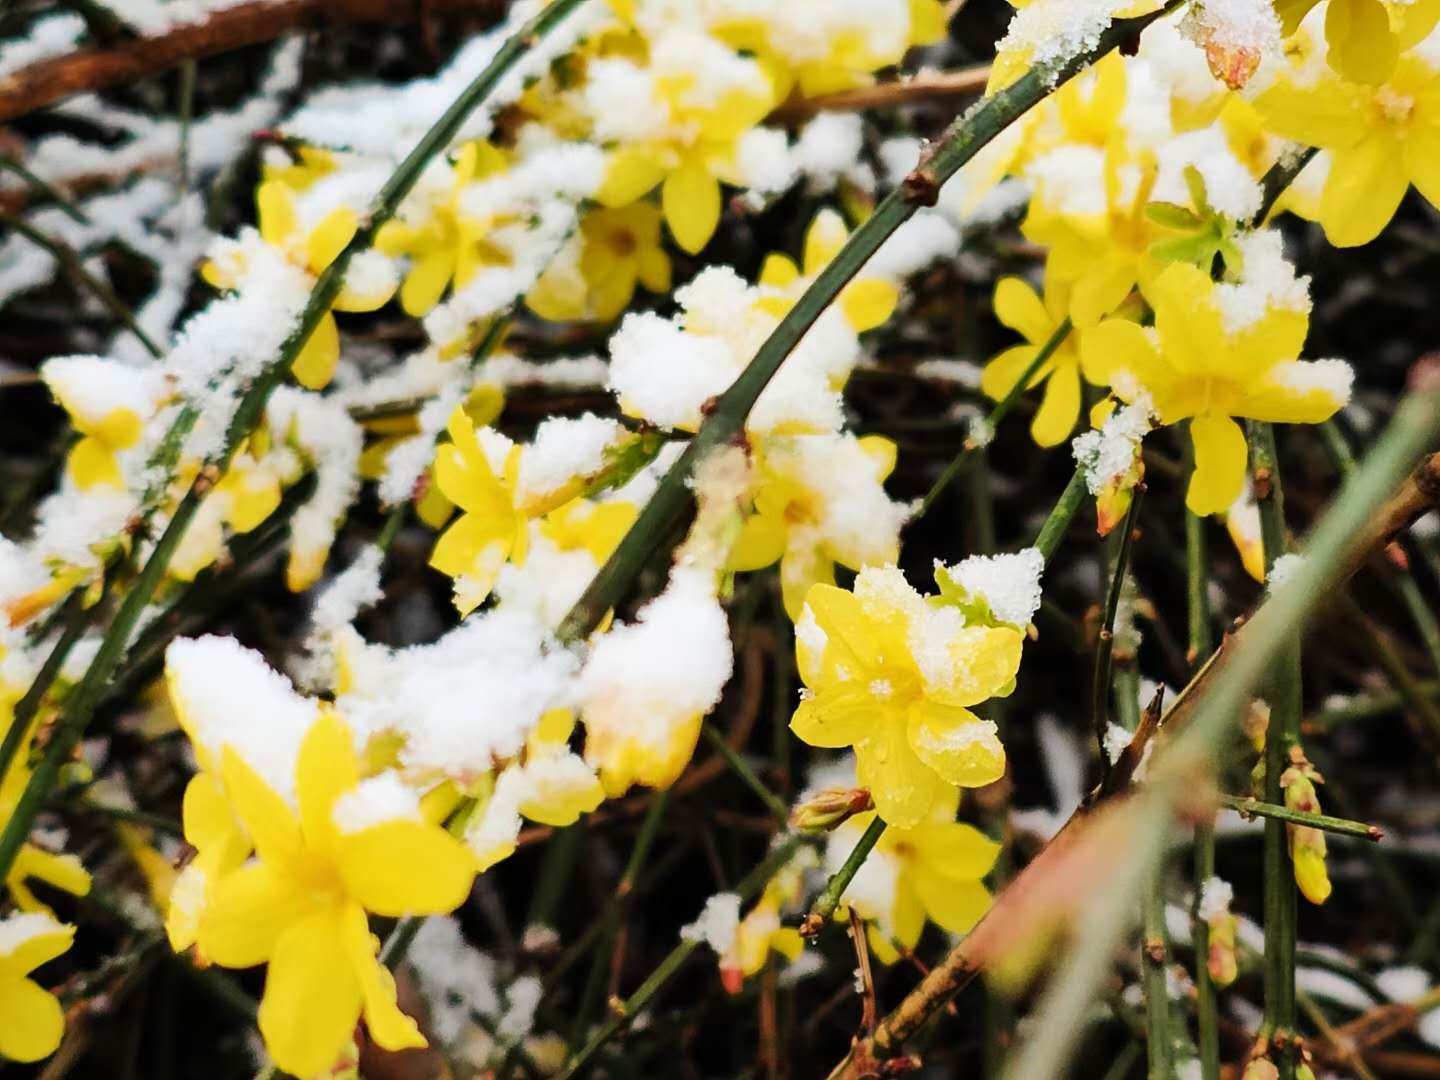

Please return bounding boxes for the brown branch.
[771,65,991,124]
[0,0,504,124]
[827,451,1440,1080]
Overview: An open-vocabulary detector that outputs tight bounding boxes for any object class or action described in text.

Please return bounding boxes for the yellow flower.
[40,356,166,490]
[0,913,74,1063]
[376,141,511,317]
[980,276,1113,448]
[262,145,338,191]
[1023,148,1164,328]
[1281,753,1332,905]
[204,181,395,389]
[791,568,1020,827]
[719,852,814,990]
[1,728,91,915]
[756,209,899,335]
[1275,0,1440,84]
[429,407,530,615]
[1080,261,1350,516]
[196,714,476,1078]
[729,432,902,619]
[829,785,998,964]
[527,202,673,323]
[513,709,605,828]
[168,452,284,583]
[594,59,782,254]
[1254,53,1440,247]
[987,0,1160,93]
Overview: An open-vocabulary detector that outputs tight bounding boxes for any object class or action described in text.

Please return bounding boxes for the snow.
[1072,395,1155,496]
[332,772,422,833]
[1268,552,1305,590]
[0,912,65,958]
[519,415,620,504]
[681,892,742,955]
[579,568,734,748]
[1198,876,1234,919]
[939,548,1046,627]
[1213,229,1312,332]
[165,635,319,802]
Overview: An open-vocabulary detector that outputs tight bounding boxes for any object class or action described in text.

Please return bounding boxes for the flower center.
[1375,87,1414,126]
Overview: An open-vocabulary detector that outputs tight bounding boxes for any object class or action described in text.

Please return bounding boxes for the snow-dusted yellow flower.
[719,855,811,990]
[730,432,904,618]
[1023,148,1164,328]
[40,356,166,490]
[792,568,1020,827]
[828,784,998,963]
[1254,53,1440,247]
[987,0,1160,93]
[166,770,250,955]
[527,202,673,323]
[0,913,74,1063]
[429,407,530,615]
[980,276,1113,448]
[196,713,476,1078]
[1275,0,1440,84]
[168,451,284,583]
[593,57,782,254]
[514,709,604,828]
[756,209,899,335]
[204,181,395,389]
[376,141,510,317]
[1080,261,1351,516]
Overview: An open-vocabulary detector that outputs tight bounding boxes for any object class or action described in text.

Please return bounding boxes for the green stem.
[1216,793,1380,840]
[1185,458,1220,1080]
[701,724,790,825]
[0,0,595,892]
[0,587,91,785]
[1142,857,1174,1080]
[557,834,804,1079]
[1000,388,1440,1080]
[0,156,90,223]
[1092,488,1144,775]
[0,212,163,357]
[556,4,1182,645]
[1033,467,1088,561]
[918,319,1073,519]
[803,815,886,935]
[1247,421,1299,1080]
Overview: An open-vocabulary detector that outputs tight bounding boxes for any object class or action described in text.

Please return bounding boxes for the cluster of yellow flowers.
[7,0,1436,1069]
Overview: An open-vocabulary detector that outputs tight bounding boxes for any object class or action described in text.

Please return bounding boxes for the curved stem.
[801,815,886,936]
[1092,488,1144,777]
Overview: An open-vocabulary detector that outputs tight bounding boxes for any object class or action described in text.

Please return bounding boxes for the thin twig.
[1216,793,1382,841]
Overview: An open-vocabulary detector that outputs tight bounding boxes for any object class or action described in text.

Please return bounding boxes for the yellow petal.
[0,977,65,1062]
[429,515,510,580]
[730,512,787,572]
[1,922,74,975]
[1029,362,1080,448]
[790,684,880,749]
[1325,0,1398,85]
[256,181,297,247]
[803,584,882,672]
[856,721,946,828]
[1069,260,1135,328]
[906,701,1006,788]
[803,209,849,275]
[1187,414,1248,517]
[596,146,667,208]
[400,249,456,317]
[1253,75,1369,149]
[840,279,900,333]
[292,310,340,390]
[339,902,426,1052]
[993,276,1052,344]
[980,345,1042,402]
[661,157,722,255]
[258,907,364,1079]
[198,861,301,969]
[910,820,1002,879]
[1403,124,1440,210]
[336,820,475,916]
[1320,139,1409,248]
[297,713,360,853]
[67,436,122,490]
[759,253,801,289]
[908,866,992,934]
[306,207,358,275]
[182,772,240,853]
[219,747,303,869]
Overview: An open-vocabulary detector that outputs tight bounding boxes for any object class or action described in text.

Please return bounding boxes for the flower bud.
[789,787,874,833]
[1282,751,1331,905]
